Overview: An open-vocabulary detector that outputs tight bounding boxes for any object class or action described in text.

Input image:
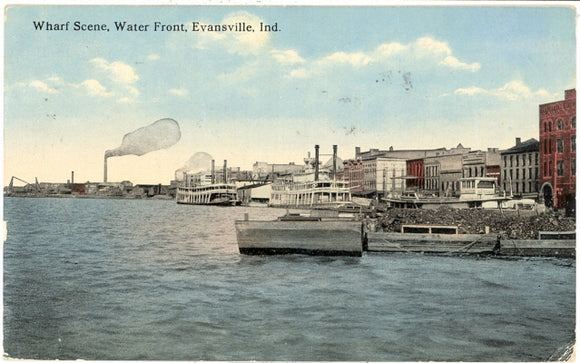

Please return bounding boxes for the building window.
[528,154,532,165]
[557,161,564,176]
[558,119,564,130]
[573,117,576,129]
[557,138,564,153]
[544,122,548,132]
[572,137,576,152]
[573,159,576,176]
[516,169,519,180]
[522,169,525,179]
[516,156,519,167]
[543,162,547,176]
[535,153,539,165]
[510,155,513,167]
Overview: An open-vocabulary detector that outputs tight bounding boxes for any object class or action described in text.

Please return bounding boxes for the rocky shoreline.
[365,207,576,240]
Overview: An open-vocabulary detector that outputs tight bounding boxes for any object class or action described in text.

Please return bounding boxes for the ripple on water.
[3,198,576,361]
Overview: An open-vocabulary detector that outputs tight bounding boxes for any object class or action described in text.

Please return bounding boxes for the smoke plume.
[174,152,214,181]
[105,118,181,159]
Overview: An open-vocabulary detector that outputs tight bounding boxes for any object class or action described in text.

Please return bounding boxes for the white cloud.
[287,68,309,79]
[29,80,58,94]
[454,80,557,101]
[80,79,112,97]
[439,56,481,72]
[194,11,271,56]
[271,49,305,65]
[413,36,452,56]
[169,88,188,96]
[320,51,373,67]
[297,36,479,78]
[90,58,139,84]
[454,86,488,96]
[117,97,134,104]
[375,42,408,56]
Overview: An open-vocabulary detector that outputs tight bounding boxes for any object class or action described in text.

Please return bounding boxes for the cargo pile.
[366,207,576,240]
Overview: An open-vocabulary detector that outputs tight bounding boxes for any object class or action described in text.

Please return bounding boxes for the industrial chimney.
[71,171,75,184]
[223,160,227,183]
[332,145,337,179]
[314,145,320,181]
[211,159,215,184]
[103,155,108,183]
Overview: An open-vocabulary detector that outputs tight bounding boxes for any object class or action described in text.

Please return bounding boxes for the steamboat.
[176,159,240,206]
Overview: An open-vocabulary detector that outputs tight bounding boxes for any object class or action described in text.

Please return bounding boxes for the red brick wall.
[406,159,424,189]
[539,89,576,209]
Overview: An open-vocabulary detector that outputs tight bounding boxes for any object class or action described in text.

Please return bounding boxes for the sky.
[3,3,577,185]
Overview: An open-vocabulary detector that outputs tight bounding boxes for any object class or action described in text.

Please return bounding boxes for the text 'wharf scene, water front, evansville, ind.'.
[32,20,280,32]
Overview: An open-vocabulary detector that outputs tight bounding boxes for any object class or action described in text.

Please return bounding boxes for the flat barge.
[235,213,365,257]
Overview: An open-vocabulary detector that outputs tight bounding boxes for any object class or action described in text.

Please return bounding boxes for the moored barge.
[235,212,365,256]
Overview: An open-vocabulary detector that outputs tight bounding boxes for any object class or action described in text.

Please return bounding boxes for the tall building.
[500,137,540,198]
[539,89,576,211]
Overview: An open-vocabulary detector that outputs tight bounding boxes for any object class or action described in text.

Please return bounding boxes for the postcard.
[3,2,577,361]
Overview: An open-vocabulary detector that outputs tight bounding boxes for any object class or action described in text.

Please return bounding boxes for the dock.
[366,227,575,257]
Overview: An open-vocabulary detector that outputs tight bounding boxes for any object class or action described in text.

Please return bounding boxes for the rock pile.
[368,207,575,239]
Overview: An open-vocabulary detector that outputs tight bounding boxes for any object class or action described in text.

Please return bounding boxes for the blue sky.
[4,4,577,184]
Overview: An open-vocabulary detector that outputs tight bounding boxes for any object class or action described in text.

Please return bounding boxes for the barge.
[366,224,500,254]
[235,212,365,256]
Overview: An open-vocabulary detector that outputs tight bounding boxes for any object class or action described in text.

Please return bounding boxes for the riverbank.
[365,207,575,240]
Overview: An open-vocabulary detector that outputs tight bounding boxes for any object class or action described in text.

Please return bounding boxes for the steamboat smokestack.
[332,145,337,178]
[104,155,108,183]
[315,145,319,181]
[71,171,74,184]
[223,160,227,183]
[211,159,215,184]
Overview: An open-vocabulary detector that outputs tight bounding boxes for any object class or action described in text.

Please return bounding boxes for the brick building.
[539,89,576,212]
[343,159,365,195]
[406,159,424,190]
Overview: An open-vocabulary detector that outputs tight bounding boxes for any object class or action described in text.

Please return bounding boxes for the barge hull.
[235,220,364,257]
[366,232,498,254]
[498,239,576,258]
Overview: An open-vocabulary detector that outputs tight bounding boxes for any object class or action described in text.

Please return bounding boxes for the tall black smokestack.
[315,145,319,181]
[71,171,74,184]
[223,160,227,183]
[211,159,215,184]
[104,155,108,183]
[332,145,337,179]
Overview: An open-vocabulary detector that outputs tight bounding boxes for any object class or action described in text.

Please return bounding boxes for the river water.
[3,197,575,361]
